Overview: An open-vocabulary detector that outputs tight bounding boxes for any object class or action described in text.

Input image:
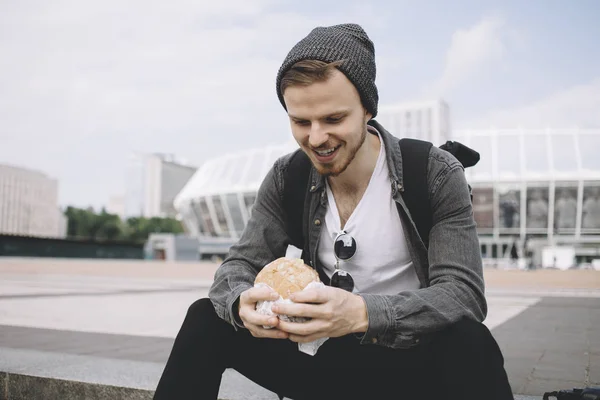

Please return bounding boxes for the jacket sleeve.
[208,161,291,329]
[358,154,487,349]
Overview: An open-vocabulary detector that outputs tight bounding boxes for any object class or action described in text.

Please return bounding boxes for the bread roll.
[255,257,320,299]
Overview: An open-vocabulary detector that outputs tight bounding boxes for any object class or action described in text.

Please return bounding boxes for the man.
[554,188,577,230]
[153,23,514,400]
[583,187,600,230]
[527,188,548,229]
[500,190,520,229]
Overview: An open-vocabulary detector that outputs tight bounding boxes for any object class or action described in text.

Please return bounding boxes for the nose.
[308,123,329,148]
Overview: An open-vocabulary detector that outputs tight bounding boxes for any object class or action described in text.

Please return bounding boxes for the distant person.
[554,188,577,230]
[153,23,513,400]
[582,187,600,229]
[500,191,519,228]
[523,236,535,270]
[527,189,548,229]
[510,241,519,263]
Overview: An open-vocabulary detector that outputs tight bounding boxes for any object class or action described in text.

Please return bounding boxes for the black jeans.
[153,298,514,400]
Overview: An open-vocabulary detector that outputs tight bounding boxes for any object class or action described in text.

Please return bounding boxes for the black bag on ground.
[543,386,600,399]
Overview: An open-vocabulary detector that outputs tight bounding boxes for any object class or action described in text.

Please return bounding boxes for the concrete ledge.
[1,372,153,400]
[0,346,279,400]
[0,371,543,400]
[0,370,286,400]
[0,346,543,400]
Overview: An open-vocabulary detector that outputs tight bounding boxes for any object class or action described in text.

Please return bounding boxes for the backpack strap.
[399,138,433,248]
[282,149,312,260]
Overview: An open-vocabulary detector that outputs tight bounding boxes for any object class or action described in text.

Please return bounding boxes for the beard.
[308,126,367,177]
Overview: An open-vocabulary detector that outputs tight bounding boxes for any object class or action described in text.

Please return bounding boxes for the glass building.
[174,128,600,266]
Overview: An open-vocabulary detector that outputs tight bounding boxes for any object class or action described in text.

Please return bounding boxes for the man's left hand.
[272,286,368,343]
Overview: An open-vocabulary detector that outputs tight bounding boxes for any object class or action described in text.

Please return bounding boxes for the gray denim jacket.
[208,122,487,349]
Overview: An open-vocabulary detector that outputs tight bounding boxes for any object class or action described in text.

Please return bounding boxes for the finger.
[240,307,280,328]
[289,287,330,304]
[278,319,324,336]
[246,324,289,340]
[272,302,325,319]
[241,286,279,304]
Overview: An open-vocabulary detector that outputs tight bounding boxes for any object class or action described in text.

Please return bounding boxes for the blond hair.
[279,60,345,94]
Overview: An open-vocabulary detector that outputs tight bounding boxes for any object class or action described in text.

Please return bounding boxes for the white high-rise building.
[375,100,451,145]
[0,163,66,238]
[125,153,197,219]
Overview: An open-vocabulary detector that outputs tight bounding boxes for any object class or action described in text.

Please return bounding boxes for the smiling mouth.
[313,145,340,157]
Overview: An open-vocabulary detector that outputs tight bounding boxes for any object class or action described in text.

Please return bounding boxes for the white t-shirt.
[318,133,421,295]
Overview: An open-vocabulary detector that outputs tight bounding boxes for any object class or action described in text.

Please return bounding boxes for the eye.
[326,116,344,124]
[293,119,310,126]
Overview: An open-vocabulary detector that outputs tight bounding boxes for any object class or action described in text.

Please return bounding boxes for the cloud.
[458,78,600,129]
[423,15,512,97]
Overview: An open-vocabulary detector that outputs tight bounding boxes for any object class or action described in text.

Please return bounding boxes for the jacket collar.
[308,119,404,193]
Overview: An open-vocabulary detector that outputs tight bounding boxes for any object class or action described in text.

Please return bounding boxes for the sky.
[1,0,599,210]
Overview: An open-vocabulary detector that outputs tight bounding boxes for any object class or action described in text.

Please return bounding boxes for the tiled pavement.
[3,295,599,399]
[1,260,599,399]
[491,296,600,394]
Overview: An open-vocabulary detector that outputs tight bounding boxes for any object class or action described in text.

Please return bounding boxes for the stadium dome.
[174,140,298,245]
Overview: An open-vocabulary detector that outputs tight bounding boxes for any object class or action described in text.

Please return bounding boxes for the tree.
[125,216,184,242]
[63,207,183,243]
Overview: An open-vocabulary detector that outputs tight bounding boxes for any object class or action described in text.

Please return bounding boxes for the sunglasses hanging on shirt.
[331,231,356,292]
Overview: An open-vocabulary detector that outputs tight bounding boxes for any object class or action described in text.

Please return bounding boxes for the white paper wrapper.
[255,281,328,356]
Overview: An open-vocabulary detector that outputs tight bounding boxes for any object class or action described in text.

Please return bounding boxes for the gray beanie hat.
[275,23,379,118]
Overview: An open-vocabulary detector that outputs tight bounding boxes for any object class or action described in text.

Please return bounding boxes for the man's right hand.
[238,286,289,340]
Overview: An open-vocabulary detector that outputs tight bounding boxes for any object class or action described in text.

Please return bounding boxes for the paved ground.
[1,257,599,399]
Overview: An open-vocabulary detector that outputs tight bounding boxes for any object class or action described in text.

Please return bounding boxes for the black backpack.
[282,120,479,262]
